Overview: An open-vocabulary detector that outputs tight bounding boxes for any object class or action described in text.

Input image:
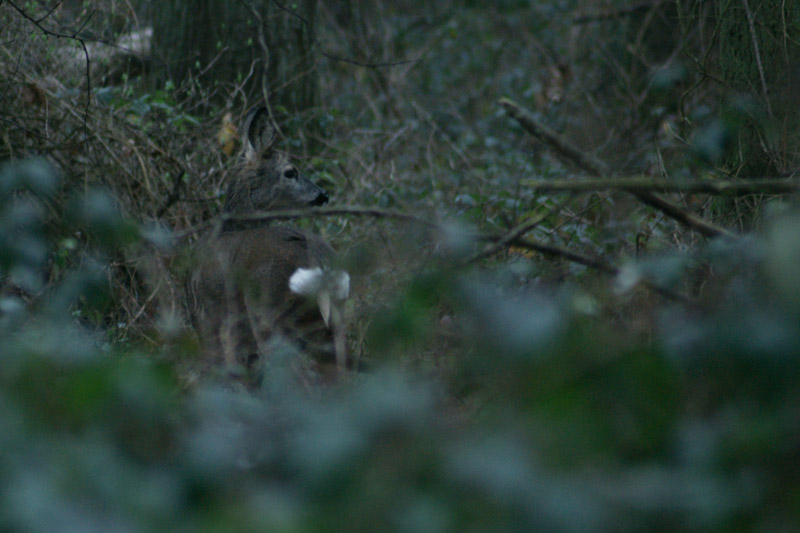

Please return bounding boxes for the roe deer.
[186,106,348,380]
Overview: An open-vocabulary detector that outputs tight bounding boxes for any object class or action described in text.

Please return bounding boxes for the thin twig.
[33,0,61,24]
[6,0,92,124]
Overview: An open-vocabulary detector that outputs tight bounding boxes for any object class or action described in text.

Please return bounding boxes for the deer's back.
[191,225,334,307]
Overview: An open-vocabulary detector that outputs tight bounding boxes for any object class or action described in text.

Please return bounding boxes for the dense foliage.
[1,0,799,530]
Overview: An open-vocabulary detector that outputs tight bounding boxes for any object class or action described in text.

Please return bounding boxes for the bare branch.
[206,206,690,303]
[468,213,550,264]
[223,206,436,226]
[172,206,438,239]
[500,98,610,175]
[507,237,616,275]
[499,98,737,240]
[522,176,800,195]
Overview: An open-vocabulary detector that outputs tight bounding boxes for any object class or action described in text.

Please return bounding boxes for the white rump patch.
[289,268,350,327]
[289,267,324,296]
[289,268,349,299]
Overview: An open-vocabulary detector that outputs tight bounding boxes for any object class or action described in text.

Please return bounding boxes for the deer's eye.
[284,168,298,180]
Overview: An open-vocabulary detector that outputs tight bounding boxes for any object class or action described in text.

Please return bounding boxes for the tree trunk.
[151,0,318,114]
[717,0,800,176]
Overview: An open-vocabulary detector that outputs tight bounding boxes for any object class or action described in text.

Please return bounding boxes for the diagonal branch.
[499,98,737,240]
[468,213,550,263]
[507,237,689,303]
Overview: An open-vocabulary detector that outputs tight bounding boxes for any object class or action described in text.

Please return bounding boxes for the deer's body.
[186,106,347,380]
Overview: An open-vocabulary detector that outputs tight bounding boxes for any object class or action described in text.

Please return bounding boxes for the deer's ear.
[242,106,277,160]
